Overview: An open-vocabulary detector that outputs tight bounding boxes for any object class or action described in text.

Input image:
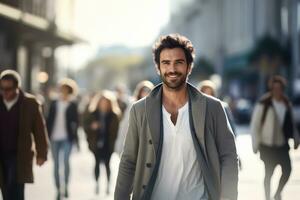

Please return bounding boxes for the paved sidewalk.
[236,126,300,200]
[21,126,300,200]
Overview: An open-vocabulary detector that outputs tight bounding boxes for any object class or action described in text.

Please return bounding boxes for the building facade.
[161,0,300,98]
[0,0,78,93]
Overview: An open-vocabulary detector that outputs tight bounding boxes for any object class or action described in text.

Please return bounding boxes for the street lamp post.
[290,0,299,97]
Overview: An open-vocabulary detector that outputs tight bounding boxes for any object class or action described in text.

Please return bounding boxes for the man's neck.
[60,95,70,102]
[4,91,19,103]
[162,83,188,125]
[272,96,283,102]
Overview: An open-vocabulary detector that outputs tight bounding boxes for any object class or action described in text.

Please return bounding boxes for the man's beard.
[160,71,187,90]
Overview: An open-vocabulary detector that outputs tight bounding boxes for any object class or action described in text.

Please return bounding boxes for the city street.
[1,1,300,200]
[23,126,300,200]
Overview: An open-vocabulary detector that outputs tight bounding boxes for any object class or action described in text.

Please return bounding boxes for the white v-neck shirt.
[151,103,207,200]
[51,100,69,141]
[4,94,19,111]
[272,99,286,126]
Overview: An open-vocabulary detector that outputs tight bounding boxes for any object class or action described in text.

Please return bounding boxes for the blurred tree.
[248,35,290,95]
[190,57,215,81]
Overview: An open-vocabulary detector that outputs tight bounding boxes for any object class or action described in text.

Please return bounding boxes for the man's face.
[60,85,70,97]
[98,97,111,113]
[0,79,18,101]
[157,48,191,90]
[201,87,215,97]
[271,82,284,99]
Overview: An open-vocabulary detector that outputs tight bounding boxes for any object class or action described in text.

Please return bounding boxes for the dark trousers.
[260,144,291,200]
[93,151,111,183]
[0,155,25,200]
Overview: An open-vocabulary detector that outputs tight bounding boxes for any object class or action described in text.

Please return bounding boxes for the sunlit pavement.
[26,128,119,200]
[24,126,300,200]
[236,125,300,200]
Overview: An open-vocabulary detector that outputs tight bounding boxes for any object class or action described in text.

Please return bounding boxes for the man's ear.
[187,64,192,75]
[155,65,161,75]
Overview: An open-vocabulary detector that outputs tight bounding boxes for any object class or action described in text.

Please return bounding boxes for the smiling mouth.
[168,75,178,78]
[166,73,181,78]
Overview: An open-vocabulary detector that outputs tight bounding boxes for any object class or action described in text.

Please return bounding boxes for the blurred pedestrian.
[114,80,154,155]
[115,84,129,117]
[46,78,79,199]
[0,70,48,200]
[115,34,238,200]
[250,75,300,200]
[198,80,236,135]
[198,80,242,170]
[83,90,120,195]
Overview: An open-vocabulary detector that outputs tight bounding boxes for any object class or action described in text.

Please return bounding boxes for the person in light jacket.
[115,34,238,200]
[250,75,300,200]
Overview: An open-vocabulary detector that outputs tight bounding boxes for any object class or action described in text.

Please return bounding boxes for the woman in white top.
[46,79,79,200]
[250,75,300,200]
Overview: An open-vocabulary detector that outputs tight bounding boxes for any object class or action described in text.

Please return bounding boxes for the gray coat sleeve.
[215,101,239,200]
[114,105,139,200]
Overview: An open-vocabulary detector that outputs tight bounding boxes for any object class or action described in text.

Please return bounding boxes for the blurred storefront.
[161,0,300,100]
[0,0,80,94]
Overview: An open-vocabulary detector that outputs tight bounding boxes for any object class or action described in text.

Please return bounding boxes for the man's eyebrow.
[175,59,185,62]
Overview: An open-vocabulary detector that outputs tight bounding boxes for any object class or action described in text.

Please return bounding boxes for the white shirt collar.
[4,93,19,111]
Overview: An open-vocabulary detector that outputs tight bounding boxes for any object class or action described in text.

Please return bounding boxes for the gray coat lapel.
[187,83,207,158]
[145,84,163,157]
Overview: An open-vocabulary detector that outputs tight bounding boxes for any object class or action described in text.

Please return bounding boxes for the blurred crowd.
[1,68,299,200]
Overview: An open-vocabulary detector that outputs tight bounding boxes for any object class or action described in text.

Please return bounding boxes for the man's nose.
[168,62,176,72]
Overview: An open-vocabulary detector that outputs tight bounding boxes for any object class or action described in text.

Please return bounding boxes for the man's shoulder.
[22,92,41,106]
[131,97,146,112]
[202,93,222,109]
[188,83,221,105]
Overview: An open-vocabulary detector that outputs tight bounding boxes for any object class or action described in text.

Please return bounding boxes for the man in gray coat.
[115,34,238,200]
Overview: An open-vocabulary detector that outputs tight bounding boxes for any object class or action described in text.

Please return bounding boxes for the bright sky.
[73,0,170,47]
[55,0,170,71]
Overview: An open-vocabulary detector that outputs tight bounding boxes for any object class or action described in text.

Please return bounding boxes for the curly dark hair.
[0,70,21,88]
[152,33,195,68]
[268,75,287,90]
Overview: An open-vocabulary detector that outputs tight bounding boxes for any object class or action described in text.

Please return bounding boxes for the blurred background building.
[160,0,299,100]
[1,0,300,124]
[0,0,80,94]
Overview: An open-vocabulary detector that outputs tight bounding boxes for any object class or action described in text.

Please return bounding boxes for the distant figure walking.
[46,78,79,200]
[250,75,300,200]
[114,80,154,155]
[0,70,48,200]
[83,90,120,195]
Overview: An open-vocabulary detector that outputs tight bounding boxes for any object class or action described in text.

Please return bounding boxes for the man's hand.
[36,158,46,166]
[294,142,299,149]
[91,121,100,130]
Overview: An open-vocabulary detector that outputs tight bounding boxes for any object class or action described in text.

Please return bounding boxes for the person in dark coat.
[0,70,48,200]
[83,90,120,195]
[46,78,79,199]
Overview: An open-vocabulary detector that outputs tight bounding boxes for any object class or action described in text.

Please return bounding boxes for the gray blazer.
[115,83,238,200]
